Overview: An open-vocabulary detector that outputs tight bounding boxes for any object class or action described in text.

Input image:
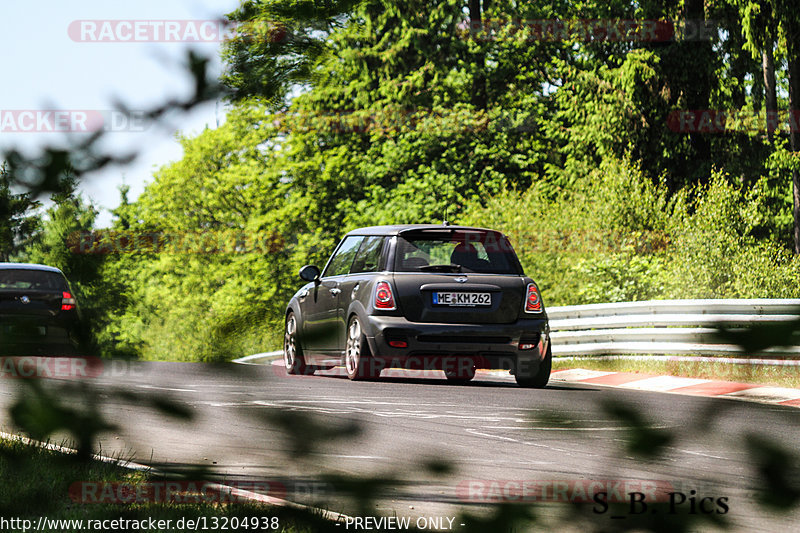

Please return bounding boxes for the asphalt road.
[1,359,799,532]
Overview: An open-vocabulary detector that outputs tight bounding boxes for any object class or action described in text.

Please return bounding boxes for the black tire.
[284,312,310,375]
[515,345,551,388]
[444,362,476,384]
[345,315,381,380]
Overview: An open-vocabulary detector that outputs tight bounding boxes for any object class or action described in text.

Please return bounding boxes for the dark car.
[284,224,551,387]
[0,263,83,356]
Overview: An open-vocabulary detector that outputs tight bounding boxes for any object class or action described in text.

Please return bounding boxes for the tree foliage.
[4,0,800,359]
[0,163,40,262]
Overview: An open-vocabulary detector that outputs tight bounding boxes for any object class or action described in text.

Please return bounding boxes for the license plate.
[432,292,491,307]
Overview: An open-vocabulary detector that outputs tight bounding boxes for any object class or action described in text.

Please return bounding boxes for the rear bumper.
[363,315,549,374]
[0,316,81,356]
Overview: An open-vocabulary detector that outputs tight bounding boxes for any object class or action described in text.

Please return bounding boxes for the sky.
[0,0,243,227]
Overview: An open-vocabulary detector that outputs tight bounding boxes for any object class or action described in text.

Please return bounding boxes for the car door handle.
[330,288,341,296]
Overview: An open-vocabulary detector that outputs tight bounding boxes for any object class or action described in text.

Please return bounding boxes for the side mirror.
[299,265,321,283]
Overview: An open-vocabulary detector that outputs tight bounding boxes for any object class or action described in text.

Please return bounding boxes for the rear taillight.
[61,291,76,311]
[524,284,542,313]
[374,281,396,310]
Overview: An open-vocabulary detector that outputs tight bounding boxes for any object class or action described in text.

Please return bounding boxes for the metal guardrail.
[548,299,800,357]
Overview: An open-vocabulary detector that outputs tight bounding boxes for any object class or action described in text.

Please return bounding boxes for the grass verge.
[0,437,335,532]
[553,357,800,389]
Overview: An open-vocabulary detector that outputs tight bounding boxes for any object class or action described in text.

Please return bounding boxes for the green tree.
[24,183,104,354]
[102,104,323,361]
[738,0,800,252]
[222,0,363,105]
[101,0,800,361]
[0,162,41,262]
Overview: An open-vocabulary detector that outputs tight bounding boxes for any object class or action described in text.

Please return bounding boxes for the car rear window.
[395,230,522,274]
[0,269,68,291]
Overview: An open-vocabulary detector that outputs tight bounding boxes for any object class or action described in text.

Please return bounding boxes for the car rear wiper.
[418,264,463,273]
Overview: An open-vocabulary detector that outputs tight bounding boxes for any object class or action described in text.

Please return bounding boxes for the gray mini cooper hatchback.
[284,224,550,387]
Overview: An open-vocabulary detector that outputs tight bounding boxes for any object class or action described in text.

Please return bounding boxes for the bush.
[460,159,800,307]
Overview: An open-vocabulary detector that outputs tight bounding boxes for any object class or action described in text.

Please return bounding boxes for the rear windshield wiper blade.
[418,264,463,273]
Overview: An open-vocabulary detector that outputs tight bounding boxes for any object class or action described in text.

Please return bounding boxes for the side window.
[323,236,364,277]
[350,237,385,274]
